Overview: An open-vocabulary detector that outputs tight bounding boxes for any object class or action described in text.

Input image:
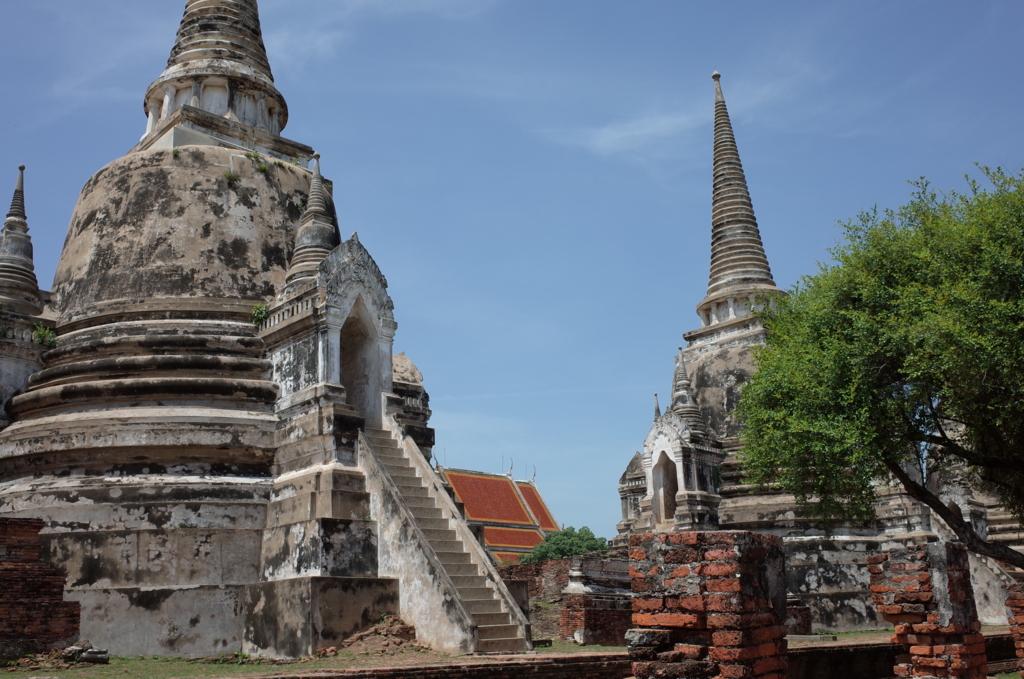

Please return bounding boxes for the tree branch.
[883,459,1024,570]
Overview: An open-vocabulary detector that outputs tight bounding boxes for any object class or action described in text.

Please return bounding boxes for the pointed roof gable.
[516,481,558,532]
[442,469,535,526]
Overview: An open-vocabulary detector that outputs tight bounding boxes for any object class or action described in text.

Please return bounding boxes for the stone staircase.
[363,427,529,653]
[985,504,1024,583]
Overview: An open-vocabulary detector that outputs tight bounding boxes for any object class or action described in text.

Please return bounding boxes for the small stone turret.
[0,165,42,316]
[669,348,706,435]
[286,153,340,284]
[143,0,287,137]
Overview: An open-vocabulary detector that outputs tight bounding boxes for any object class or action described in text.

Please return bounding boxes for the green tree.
[738,168,1024,570]
[518,526,608,564]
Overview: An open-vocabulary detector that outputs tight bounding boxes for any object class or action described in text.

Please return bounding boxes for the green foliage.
[256,163,269,174]
[244,151,261,161]
[518,526,608,564]
[31,323,57,349]
[171,147,180,159]
[251,304,269,327]
[223,171,240,184]
[323,179,334,194]
[738,167,1024,533]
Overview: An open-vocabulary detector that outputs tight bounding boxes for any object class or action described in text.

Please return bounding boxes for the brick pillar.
[0,518,81,661]
[869,542,987,679]
[1007,583,1024,679]
[626,531,788,679]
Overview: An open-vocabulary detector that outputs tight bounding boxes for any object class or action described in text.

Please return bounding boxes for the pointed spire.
[0,165,43,316]
[695,72,781,327]
[144,0,288,136]
[654,393,662,420]
[303,154,329,222]
[7,165,25,220]
[670,348,706,434]
[286,153,340,284]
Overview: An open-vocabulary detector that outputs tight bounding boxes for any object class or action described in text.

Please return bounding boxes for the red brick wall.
[0,518,80,660]
[869,542,987,679]
[496,558,574,602]
[559,594,631,646]
[626,531,788,679]
[1006,583,1024,679]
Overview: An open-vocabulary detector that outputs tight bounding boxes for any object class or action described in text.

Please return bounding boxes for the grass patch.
[545,639,626,654]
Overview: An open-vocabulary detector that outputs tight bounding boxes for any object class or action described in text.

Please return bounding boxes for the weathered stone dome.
[52,146,319,327]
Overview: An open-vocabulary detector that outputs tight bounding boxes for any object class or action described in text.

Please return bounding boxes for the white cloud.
[568,110,704,156]
[261,0,498,68]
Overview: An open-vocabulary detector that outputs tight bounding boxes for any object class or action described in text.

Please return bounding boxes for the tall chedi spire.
[143,0,288,137]
[287,153,341,284]
[0,165,42,316]
[695,72,782,329]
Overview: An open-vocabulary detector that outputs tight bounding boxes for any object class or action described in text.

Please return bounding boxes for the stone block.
[242,576,398,658]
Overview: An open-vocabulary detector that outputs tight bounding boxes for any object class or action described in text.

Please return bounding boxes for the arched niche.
[340,296,382,428]
[652,451,679,527]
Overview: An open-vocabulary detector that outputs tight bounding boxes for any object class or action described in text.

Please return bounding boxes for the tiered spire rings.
[143,0,287,136]
[286,153,340,284]
[696,72,781,329]
[0,165,42,316]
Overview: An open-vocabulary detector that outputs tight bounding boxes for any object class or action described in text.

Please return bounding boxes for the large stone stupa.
[0,0,529,658]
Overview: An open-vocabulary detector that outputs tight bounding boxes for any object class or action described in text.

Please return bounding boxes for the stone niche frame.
[320,236,397,430]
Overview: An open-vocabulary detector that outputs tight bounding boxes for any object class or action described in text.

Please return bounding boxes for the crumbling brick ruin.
[869,542,988,679]
[0,518,80,661]
[626,531,788,679]
[1002,582,1024,678]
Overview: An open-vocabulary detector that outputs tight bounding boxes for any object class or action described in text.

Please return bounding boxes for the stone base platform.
[69,577,399,659]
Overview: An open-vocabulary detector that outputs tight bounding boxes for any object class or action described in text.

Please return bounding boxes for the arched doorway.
[340,298,382,428]
[652,452,679,527]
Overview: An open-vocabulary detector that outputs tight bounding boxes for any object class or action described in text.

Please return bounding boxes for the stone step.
[456,587,494,601]
[477,624,521,641]
[416,517,450,531]
[395,485,429,498]
[463,599,503,615]
[408,506,443,520]
[435,551,472,565]
[388,467,419,481]
[423,529,457,542]
[378,453,410,466]
[364,435,400,448]
[475,637,528,653]
[443,563,480,577]
[403,495,437,509]
[472,612,512,626]
[450,575,487,589]
[429,540,463,553]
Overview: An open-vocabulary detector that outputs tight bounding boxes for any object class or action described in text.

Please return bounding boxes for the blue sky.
[2,1,1023,539]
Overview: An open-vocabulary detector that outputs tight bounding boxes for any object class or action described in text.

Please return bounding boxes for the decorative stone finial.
[670,349,706,434]
[711,71,721,80]
[654,393,661,420]
[0,164,43,316]
[285,152,340,284]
